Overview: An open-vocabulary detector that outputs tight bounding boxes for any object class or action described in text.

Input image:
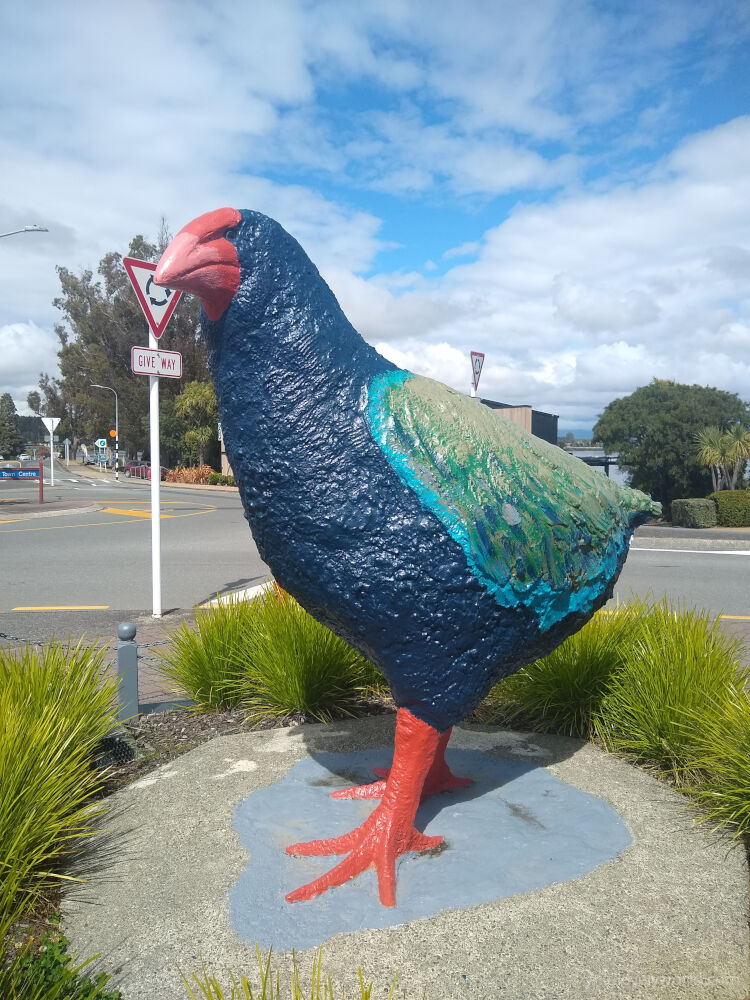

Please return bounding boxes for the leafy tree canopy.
[174,380,219,467]
[593,379,750,507]
[30,220,209,460]
[0,393,24,455]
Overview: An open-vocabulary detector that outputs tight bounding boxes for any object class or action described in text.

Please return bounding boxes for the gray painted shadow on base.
[230,748,631,950]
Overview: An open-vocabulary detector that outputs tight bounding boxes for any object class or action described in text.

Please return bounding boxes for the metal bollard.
[117,621,140,721]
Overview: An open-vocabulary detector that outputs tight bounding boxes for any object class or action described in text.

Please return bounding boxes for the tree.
[0,393,23,456]
[593,380,750,507]
[174,381,218,467]
[696,424,750,491]
[30,222,208,461]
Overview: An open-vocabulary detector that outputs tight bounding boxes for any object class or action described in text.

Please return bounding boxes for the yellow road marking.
[0,503,217,532]
[102,507,174,519]
[719,614,750,621]
[13,605,110,611]
[98,499,195,505]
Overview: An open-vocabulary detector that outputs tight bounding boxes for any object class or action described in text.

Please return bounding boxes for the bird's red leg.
[286,708,444,906]
[331,726,472,801]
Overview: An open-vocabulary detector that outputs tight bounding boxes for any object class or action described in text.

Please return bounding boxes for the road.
[614,545,750,618]
[1,462,748,647]
[0,464,269,616]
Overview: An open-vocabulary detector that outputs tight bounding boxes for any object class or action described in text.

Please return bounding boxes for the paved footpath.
[61,715,748,1000]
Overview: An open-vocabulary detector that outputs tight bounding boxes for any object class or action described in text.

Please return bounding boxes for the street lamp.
[90,384,119,480]
[0,224,48,238]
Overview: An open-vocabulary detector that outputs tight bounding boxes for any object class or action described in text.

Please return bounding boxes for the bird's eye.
[225,227,239,243]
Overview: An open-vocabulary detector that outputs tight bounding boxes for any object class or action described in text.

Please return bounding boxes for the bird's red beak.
[155,207,242,321]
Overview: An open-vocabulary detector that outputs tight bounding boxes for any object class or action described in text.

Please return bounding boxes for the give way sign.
[123,257,182,339]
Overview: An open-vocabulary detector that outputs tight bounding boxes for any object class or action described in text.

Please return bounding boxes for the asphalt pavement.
[2,468,748,705]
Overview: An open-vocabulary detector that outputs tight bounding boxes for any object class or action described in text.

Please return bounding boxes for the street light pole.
[91,384,119,480]
[0,224,48,239]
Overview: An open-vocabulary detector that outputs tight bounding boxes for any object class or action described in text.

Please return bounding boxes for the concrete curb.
[0,501,102,521]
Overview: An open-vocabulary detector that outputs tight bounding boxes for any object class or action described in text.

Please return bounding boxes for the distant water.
[570,449,629,487]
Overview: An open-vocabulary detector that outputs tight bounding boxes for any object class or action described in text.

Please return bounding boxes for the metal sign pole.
[122,257,181,621]
[149,329,162,618]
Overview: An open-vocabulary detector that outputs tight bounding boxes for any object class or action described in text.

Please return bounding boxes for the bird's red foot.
[285,801,442,906]
[330,728,473,802]
[287,708,448,906]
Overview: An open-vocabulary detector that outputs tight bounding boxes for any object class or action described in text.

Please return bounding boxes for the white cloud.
[331,116,750,429]
[1,2,749,434]
[0,323,60,412]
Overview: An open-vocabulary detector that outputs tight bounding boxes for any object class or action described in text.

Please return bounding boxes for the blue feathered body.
[201,211,657,731]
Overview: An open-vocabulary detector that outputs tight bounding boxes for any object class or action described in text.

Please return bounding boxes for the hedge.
[708,490,750,527]
[671,498,717,529]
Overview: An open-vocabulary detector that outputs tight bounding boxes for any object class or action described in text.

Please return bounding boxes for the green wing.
[366,370,660,630]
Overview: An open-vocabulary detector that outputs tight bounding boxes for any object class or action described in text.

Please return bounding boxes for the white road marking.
[631,546,750,556]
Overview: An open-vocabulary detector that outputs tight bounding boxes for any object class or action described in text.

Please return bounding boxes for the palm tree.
[695,424,750,492]
[695,426,729,492]
[724,424,750,490]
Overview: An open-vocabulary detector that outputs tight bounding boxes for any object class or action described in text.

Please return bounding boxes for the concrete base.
[62,716,749,1000]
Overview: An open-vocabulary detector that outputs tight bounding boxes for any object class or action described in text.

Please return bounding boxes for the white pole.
[114,392,119,481]
[49,429,55,486]
[470,385,476,398]
[149,330,162,618]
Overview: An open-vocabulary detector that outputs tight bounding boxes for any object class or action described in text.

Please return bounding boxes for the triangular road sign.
[470,350,485,391]
[123,257,182,339]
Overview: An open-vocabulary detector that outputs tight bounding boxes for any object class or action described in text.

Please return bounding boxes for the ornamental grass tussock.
[183,945,400,1000]
[0,641,121,929]
[160,587,385,721]
[483,598,649,737]
[593,601,747,780]
[484,596,750,834]
[684,687,750,837]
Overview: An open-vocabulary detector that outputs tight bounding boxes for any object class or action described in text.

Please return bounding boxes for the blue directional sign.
[0,470,39,478]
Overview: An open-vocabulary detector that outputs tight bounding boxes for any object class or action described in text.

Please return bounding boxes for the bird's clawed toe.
[331,760,472,803]
[330,778,387,800]
[285,803,442,906]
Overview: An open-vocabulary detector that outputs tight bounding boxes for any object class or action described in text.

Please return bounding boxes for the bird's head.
[155,207,244,321]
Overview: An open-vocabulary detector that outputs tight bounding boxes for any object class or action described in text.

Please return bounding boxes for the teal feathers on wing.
[366,370,661,630]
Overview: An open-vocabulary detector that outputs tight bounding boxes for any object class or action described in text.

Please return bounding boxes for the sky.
[1,0,749,436]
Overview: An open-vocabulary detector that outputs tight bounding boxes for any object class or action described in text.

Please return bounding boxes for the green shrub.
[484,601,649,736]
[159,598,256,709]
[184,946,399,999]
[0,641,120,927]
[207,473,236,486]
[593,602,746,779]
[4,916,120,1000]
[708,489,750,527]
[670,498,717,528]
[685,689,750,836]
[237,589,384,723]
[161,589,385,719]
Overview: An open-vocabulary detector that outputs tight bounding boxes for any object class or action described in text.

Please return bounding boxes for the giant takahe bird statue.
[155,208,661,907]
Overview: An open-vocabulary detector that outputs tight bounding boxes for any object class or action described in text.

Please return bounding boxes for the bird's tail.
[625,490,662,527]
